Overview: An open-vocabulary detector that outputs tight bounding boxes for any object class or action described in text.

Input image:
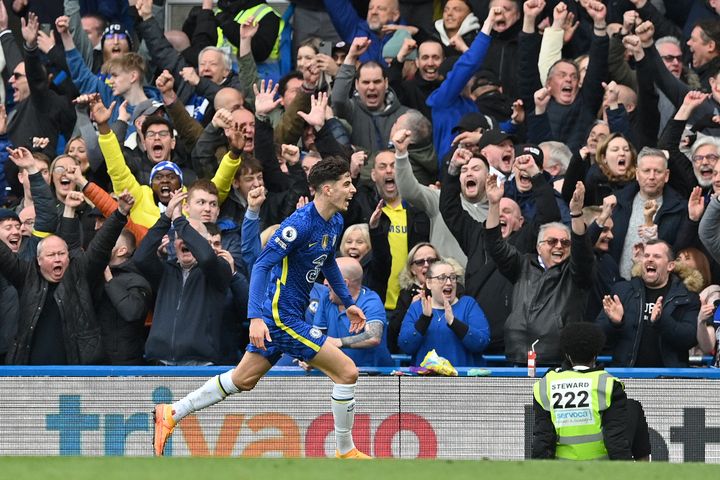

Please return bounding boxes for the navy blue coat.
[596,275,699,367]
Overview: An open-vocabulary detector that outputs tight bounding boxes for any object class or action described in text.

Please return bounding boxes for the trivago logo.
[45,388,438,457]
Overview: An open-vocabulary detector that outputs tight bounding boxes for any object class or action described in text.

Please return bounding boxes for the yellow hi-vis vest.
[215,3,284,60]
[533,369,620,460]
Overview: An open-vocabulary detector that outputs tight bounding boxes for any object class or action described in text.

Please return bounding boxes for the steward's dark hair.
[560,322,606,365]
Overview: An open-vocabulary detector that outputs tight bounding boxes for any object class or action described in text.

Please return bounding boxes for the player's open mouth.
[159,186,171,195]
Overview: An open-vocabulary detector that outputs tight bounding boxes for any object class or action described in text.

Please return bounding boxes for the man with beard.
[599,240,699,367]
[324,0,402,64]
[387,39,444,120]
[345,148,430,309]
[484,177,594,365]
[440,147,562,355]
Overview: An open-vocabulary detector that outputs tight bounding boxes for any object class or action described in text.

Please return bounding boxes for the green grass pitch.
[1,457,718,480]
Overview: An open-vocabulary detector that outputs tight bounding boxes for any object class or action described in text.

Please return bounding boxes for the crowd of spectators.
[0,0,720,369]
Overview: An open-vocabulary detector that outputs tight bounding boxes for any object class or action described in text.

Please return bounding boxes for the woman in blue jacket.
[399,259,490,367]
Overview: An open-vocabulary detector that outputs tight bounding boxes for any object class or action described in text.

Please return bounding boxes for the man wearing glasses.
[484,174,595,366]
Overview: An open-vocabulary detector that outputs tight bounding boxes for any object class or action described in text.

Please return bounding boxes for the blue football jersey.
[254,203,344,321]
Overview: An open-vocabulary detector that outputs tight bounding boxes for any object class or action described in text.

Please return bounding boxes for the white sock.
[172,370,239,422]
[331,383,356,454]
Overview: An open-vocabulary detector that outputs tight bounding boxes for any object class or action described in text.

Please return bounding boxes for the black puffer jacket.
[2,210,128,365]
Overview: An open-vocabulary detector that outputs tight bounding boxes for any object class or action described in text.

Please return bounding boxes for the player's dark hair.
[560,322,606,366]
[307,156,350,189]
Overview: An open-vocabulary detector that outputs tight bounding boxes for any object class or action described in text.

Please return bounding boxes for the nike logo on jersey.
[308,242,318,247]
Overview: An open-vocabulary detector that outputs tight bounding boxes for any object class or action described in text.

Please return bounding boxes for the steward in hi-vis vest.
[531,322,650,460]
[215,2,284,81]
